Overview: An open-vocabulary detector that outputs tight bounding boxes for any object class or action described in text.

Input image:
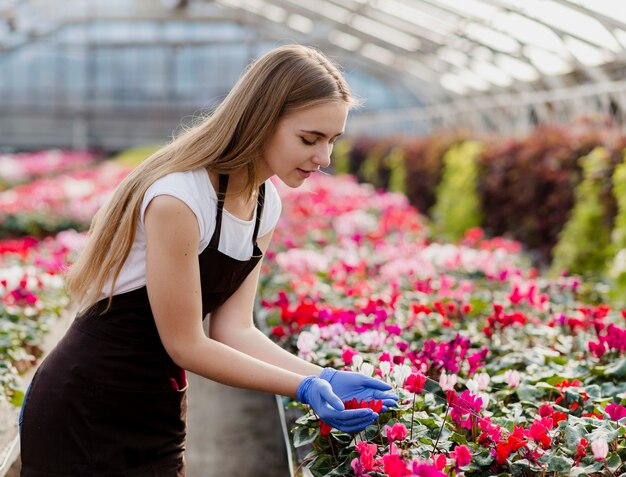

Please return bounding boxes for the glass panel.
[464,23,520,54]
[440,73,469,95]
[495,54,539,81]
[568,0,626,26]
[491,12,567,54]
[471,60,513,87]
[565,37,613,66]
[433,0,499,20]
[287,14,313,33]
[523,46,572,75]
[350,14,420,50]
[328,31,362,51]
[360,43,396,65]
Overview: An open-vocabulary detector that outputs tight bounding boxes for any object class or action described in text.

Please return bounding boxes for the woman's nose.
[313,144,332,168]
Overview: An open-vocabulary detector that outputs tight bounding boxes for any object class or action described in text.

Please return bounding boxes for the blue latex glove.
[320,368,398,412]
[297,376,378,433]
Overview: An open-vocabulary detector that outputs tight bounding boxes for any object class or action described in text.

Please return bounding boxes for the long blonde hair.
[66,44,358,312]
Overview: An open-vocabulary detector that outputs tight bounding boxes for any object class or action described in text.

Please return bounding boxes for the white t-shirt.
[100,168,282,297]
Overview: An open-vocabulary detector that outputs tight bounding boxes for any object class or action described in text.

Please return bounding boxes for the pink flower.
[355,441,378,471]
[385,423,408,442]
[591,438,609,460]
[605,403,626,421]
[450,445,471,467]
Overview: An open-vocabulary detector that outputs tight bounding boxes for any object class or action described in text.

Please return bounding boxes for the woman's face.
[259,101,349,187]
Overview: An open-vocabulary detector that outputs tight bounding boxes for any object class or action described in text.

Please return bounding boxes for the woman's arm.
[144,196,303,397]
[208,230,323,377]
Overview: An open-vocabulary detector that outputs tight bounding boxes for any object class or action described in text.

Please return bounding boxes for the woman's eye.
[301,137,316,146]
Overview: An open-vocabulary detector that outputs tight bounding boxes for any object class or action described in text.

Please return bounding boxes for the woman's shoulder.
[148,168,209,193]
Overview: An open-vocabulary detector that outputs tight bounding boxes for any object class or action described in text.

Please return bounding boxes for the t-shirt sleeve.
[140,173,205,239]
[258,179,282,237]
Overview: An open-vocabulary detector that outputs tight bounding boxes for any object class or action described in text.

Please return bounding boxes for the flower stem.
[378,421,385,446]
[410,392,416,441]
[328,435,337,463]
[433,402,450,454]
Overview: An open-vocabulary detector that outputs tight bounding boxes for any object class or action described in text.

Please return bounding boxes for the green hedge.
[334,123,626,270]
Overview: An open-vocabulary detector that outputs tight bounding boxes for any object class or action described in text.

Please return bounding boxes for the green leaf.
[307,455,334,477]
[293,426,319,448]
[542,454,574,472]
[450,432,468,445]
[328,456,357,476]
[604,357,626,378]
[9,388,24,407]
[607,452,622,472]
[473,449,494,467]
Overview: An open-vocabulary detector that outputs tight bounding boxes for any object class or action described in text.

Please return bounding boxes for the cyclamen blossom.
[450,445,472,467]
[504,369,521,388]
[605,403,626,421]
[591,438,609,460]
[411,460,447,477]
[404,372,426,394]
[439,371,457,391]
[385,423,408,442]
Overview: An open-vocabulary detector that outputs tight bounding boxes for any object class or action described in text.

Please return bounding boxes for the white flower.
[591,438,609,460]
[360,362,375,377]
[504,370,521,388]
[475,372,490,391]
[379,361,391,378]
[439,371,457,391]
[466,378,479,395]
[352,355,364,372]
[392,364,412,386]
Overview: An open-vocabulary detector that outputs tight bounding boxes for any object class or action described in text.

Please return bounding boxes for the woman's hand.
[320,368,398,411]
[296,376,378,433]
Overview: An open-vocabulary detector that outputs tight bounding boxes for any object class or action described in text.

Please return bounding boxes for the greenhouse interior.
[2,1,626,476]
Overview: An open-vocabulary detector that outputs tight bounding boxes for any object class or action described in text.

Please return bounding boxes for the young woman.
[19,44,397,476]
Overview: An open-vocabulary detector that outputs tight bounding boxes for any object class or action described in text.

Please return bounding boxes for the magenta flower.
[382,453,407,477]
[450,445,472,467]
[342,347,358,365]
[605,403,626,421]
[411,460,447,477]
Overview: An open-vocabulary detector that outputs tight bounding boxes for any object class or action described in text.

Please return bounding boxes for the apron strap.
[208,174,229,249]
[252,182,266,244]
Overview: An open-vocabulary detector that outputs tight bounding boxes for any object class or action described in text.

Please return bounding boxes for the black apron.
[20,174,266,476]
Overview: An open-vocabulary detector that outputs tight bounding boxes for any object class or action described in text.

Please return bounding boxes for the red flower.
[529,420,551,448]
[404,373,426,394]
[552,412,567,426]
[575,438,588,465]
[495,441,512,464]
[270,326,286,338]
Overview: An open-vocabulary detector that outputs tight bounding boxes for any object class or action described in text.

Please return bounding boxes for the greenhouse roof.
[2,0,626,106]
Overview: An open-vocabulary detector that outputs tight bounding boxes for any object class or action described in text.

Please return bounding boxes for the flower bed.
[0,161,131,238]
[0,150,98,190]
[0,231,85,406]
[259,174,626,477]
